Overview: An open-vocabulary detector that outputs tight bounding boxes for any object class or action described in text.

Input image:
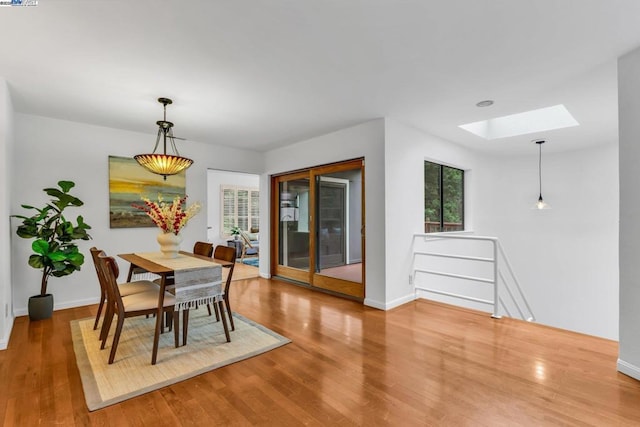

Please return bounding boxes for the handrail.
[412,233,535,321]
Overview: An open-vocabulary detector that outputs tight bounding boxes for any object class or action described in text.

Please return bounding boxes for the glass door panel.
[272,173,312,283]
[317,178,347,270]
[279,178,310,270]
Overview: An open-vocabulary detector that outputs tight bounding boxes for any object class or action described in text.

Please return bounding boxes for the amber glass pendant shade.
[134,153,193,177]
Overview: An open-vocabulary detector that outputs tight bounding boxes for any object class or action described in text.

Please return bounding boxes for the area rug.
[71,309,290,411]
[241,257,259,267]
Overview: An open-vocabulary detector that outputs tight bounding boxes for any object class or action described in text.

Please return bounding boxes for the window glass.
[424,161,464,233]
[221,186,259,237]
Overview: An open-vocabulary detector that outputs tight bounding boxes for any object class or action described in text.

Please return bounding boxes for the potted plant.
[13,180,92,320]
[230,226,242,241]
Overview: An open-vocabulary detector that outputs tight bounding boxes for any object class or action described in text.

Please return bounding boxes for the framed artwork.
[108,155,186,228]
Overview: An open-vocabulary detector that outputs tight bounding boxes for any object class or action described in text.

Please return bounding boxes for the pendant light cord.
[538,142,542,198]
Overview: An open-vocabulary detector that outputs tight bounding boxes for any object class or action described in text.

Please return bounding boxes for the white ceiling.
[1,1,640,155]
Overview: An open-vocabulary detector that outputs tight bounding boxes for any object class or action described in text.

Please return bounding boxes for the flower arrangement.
[133,194,201,235]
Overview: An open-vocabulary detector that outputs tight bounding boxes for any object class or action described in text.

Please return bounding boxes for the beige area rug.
[71,309,290,411]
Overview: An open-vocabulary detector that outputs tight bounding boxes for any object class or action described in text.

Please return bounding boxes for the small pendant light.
[533,139,551,210]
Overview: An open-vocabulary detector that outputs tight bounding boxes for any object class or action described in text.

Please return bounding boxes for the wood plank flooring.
[1,277,640,426]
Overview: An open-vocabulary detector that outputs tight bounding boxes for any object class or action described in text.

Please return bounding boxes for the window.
[221,186,259,237]
[424,161,464,233]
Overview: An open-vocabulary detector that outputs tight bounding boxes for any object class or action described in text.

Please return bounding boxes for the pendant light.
[533,139,551,210]
[134,97,193,180]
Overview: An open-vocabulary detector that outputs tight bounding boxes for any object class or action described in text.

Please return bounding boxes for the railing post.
[491,239,501,319]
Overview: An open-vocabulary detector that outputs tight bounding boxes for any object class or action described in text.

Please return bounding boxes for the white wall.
[384,119,479,308]
[474,144,619,340]
[206,169,260,247]
[263,119,386,306]
[10,113,263,315]
[0,78,14,349]
[618,46,640,379]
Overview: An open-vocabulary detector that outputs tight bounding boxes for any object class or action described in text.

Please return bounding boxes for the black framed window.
[424,161,464,233]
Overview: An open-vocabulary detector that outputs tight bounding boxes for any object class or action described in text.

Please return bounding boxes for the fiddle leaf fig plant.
[13,180,92,296]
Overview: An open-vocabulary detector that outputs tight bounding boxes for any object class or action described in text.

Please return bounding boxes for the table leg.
[151,274,167,365]
[173,311,180,348]
[126,264,134,282]
[182,309,190,346]
[218,299,231,342]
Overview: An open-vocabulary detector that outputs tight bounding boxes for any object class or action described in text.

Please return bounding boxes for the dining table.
[118,250,233,365]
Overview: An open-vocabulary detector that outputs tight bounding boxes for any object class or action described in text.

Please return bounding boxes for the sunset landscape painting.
[108,156,186,228]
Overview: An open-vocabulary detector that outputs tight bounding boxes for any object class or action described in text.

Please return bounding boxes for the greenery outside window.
[221,186,259,237]
[424,161,464,233]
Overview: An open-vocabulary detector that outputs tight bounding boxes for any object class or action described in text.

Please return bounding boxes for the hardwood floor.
[2,277,640,426]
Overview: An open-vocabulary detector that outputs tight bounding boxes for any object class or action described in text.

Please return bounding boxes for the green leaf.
[66,252,85,266]
[28,254,45,269]
[32,240,50,255]
[48,250,67,262]
[16,225,38,239]
[58,180,75,193]
[52,261,67,272]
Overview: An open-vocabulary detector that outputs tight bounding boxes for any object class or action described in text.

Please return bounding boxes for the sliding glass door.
[271,159,364,299]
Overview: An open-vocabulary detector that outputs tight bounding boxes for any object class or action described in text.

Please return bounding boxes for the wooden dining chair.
[97,253,178,364]
[212,245,238,330]
[90,247,160,331]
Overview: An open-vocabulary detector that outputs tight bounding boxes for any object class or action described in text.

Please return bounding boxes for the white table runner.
[134,252,222,311]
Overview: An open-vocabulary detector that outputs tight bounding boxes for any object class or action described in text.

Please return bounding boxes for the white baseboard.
[13,296,100,317]
[0,315,15,350]
[259,272,271,279]
[364,293,416,310]
[617,358,640,381]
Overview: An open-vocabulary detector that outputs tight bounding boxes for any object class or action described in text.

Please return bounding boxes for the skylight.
[459,104,579,140]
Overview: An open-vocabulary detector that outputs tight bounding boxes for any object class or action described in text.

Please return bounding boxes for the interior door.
[271,159,365,299]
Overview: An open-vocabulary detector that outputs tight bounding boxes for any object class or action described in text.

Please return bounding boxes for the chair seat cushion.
[122,290,175,312]
[118,280,160,297]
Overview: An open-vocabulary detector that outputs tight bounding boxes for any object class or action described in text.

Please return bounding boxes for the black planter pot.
[28,294,54,321]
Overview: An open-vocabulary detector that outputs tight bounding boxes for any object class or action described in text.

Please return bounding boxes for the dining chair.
[97,253,178,364]
[212,245,238,330]
[89,247,160,331]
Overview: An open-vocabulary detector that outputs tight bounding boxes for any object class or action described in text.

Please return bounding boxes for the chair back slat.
[193,241,214,257]
[97,254,125,315]
[214,245,236,293]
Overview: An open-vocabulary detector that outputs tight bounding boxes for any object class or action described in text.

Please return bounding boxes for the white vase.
[157,231,183,258]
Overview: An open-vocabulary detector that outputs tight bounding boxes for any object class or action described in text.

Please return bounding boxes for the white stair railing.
[412,233,535,321]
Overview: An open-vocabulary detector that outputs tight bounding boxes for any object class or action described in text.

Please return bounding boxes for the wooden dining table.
[118,250,233,365]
